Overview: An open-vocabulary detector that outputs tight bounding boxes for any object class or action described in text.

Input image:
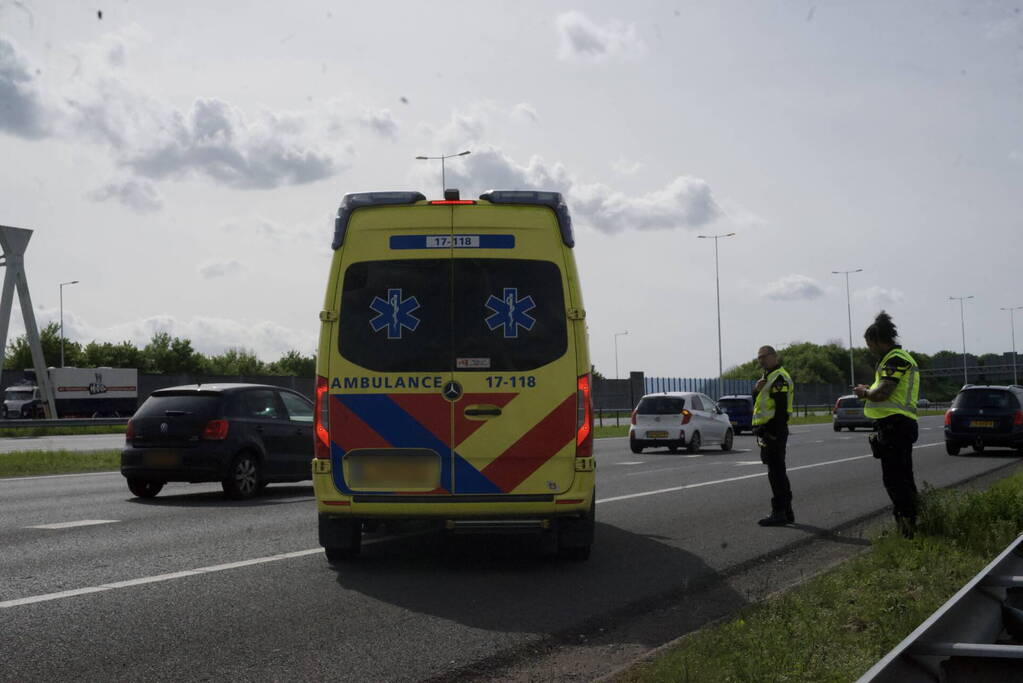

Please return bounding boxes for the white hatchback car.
[629,391,734,454]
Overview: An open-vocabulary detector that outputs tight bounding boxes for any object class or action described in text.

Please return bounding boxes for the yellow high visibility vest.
[752,366,794,426]
[864,347,919,421]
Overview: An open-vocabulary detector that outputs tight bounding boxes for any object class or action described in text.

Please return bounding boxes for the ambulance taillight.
[576,373,593,458]
[314,375,331,460]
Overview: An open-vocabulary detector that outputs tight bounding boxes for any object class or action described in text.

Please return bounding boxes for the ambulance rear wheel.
[558,498,594,562]
[322,517,362,562]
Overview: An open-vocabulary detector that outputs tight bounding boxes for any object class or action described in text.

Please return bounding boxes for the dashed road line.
[28,520,119,530]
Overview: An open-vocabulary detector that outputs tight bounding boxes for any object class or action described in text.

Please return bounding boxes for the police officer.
[853,311,920,538]
[752,345,795,526]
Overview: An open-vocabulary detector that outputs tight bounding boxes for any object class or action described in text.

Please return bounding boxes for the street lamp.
[697,232,735,397]
[949,295,974,386]
[832,268,863,387]
[59,279,79,368]
[415,150,471,194]
[1001,306,1023,385]
[613,330,628,380]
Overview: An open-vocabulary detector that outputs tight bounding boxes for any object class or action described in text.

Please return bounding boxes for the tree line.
[722,341,1013,400]
[2,323,316,377]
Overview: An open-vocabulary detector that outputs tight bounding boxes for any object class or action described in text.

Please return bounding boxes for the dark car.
[944,385,1023,455]
[717,395,754,434]
[120,383,314,499]
[832,395,873,432]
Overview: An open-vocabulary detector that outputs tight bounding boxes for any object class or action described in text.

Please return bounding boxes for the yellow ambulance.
[312,189,595,561]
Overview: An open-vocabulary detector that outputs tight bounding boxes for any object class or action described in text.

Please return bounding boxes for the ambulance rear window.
[338,258,567,372]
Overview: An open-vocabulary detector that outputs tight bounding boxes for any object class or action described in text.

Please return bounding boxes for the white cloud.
[359,107,399,139]
[854,286,904,308]
[556,11,646,62]
[0,37,53,139]
[511,102,539,123]
[87,179,163,213]
[198,259,242,279]
[611,157,643,175]
[218,214,324,244]
[762,274,825,301]
[571,176,720,233]
[431,141,721,233]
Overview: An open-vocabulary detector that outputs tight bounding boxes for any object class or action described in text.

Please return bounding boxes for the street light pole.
[1001,306,1023,385]
[414,150,471,194]
[697,232,735,397]
[59,279,79,368]
[949,295,974,386]
[613,330,628,380]
[832,268,863,387]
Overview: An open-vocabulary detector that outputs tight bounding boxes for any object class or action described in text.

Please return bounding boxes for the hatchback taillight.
[944,410,953,427]
[833,399,840,415]
[201,419,229,440]
[314,375,331,460]
[125,418,134,445]
[681,409,692,425]
[630,409,637,425]
[1015,410,1023,427]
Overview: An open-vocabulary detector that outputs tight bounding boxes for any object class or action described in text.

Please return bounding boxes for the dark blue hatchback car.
[717,395,754,434]
[121,383,314,499]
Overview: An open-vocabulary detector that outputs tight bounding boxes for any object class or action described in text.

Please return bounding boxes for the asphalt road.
[1,416,1019,682]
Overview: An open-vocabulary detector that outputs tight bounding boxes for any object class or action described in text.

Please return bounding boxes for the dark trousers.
[876,416,919,519]
[760,428,792,511]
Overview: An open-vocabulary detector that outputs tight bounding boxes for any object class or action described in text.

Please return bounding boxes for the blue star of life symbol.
[485,287,536,339]
[369,288,421,340]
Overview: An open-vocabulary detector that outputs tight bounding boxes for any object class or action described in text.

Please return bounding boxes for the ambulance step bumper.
[446,519,551,534]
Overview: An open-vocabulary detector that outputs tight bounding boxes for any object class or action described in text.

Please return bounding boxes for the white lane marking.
[613,461,646,466]
[0,471,118,483]
[28,520,119,530]
[734,461,762,466]
[600,441,946,504]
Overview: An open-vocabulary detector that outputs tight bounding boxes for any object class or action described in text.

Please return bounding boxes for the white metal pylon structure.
[0,225,57,418]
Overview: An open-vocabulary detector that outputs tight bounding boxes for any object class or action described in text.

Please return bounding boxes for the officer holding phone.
[752,345,795,526]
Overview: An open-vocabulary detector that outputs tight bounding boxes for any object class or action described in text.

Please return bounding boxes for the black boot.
[896,515,916,539]
[758,511,789,527]
[785,508,795,524]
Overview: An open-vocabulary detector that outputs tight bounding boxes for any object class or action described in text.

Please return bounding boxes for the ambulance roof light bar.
[478,190,575,248]
[332,191,425,249]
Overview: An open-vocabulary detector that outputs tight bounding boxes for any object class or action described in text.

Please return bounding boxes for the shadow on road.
[324,521,749,653]
[126,484,314,508]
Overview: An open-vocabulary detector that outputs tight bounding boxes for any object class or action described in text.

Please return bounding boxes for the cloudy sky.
[1,1,1021,378]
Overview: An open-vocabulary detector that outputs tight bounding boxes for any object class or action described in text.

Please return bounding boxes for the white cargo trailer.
[3,367,138,418]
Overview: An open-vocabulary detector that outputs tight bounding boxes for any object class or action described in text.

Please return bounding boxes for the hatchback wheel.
[223,452,261,499]
[127,477,164,498]
[945,441,960,456]
[833,423,841,432]
[687,432,701,454]
[721,429,733,451]
[629,436,643,454]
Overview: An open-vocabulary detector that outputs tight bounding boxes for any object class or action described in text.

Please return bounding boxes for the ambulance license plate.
[350,456,438,488]
[970,420,996,428]
[646,430,668,439]
[144,451,180,468]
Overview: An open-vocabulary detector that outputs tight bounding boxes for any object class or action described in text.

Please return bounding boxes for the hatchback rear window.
[338,258,567,372]
[954,390,1019,411]
[718,399,750,410]
[136,393,222,419]
[637,396,685,414]
[838,398,864,408]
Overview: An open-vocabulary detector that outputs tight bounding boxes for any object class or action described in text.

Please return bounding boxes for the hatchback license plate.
[144,451,180,468]
[970,420,996,428]
[646,430,669,439]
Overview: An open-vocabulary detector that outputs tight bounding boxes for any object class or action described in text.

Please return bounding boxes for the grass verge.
[0,449,121,477]
[0,425,126,437]
[613,472,1023,682]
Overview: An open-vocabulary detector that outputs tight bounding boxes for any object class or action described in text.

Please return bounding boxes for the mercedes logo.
[160,422,168,434]
[442,380,463,402]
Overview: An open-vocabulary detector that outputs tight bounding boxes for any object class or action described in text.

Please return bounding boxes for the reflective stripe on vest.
[752,366,794,426]
[863,348,919,420]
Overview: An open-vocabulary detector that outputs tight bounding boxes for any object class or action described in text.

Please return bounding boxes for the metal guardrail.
[858,533,1023,682]
[0,418,129,429]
